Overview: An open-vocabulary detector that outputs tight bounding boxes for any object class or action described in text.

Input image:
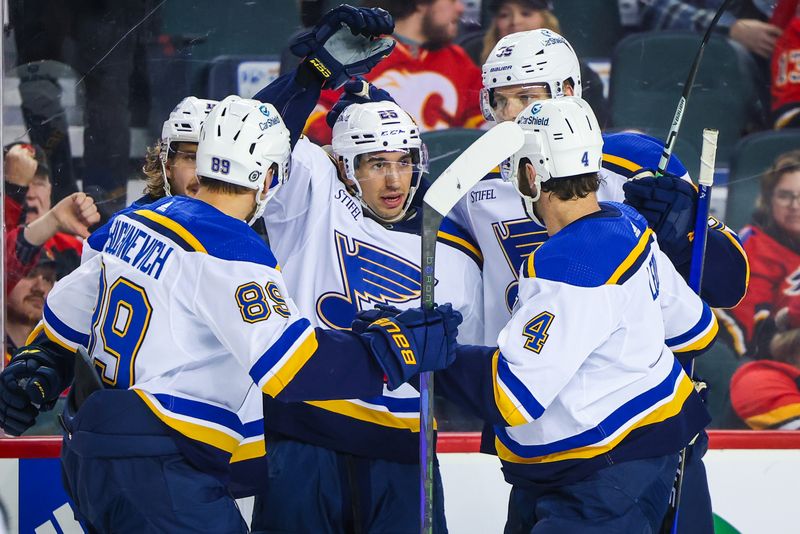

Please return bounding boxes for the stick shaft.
[656,0,734,176]
[420,204,441,534]
[665,128,718,534]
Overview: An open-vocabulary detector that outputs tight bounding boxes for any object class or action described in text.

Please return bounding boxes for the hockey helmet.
[159,96,218,196]
[331,101,428,223]
[480,29,581,121]
[196,96,291,225]
[501,97,603,222]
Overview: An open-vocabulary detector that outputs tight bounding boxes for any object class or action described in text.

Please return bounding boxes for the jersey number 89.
[236,281,290,323]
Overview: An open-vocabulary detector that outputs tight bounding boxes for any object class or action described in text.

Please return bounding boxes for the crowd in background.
[4,0,800,432]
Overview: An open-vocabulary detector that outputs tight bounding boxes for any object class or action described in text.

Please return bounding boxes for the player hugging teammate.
[0,4,748,534]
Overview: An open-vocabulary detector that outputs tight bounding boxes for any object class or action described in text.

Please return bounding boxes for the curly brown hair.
[141,141,168,199]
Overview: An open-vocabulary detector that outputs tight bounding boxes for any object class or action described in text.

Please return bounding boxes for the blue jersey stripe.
[43,303,90,346]
[358,394,420,414]
[249,318,312,384]
[496,358,684,457]
[497,353,545,419]
[151,393,244,434]
[666,304,713,347]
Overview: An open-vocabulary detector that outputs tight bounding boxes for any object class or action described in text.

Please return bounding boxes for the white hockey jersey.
[438,203,716,483]
[260,137,484,461]
[452,169,626,344]
[41,196,382,471]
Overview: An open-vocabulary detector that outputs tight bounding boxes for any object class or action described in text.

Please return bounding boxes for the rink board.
[1,431,798,534]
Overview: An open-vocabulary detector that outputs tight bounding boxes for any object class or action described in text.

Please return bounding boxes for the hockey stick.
[419,121,524,534]
[661,129,718,534]
[656,0,734,176]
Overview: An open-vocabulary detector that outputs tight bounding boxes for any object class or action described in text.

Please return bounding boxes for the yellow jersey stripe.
[673,316,719,353]
[134,389,240,454]
[230,438,267,463]
[602,153,640,172]
[497,374,694,464]
[305,400,430,431]
[525,250,537,278]
[25,323,45,345]
[744,403,800,430]
[437,231,484,261]
[492,350,531,426]
[606,228,653,285]
[134,210,207,253]
[262,330,319,397]
[42,324,78,353]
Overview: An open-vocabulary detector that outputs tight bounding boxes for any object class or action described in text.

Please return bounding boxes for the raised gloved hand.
[623,171,697,267]
[360,303,462,390]
[326,77,397,127]
[0,344,67,435]
[291,5,395,89]
[352,303,402,334]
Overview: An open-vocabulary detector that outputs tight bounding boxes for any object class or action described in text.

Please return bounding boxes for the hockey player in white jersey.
[0,96,461,533]
[462,28,747,345]
[249,98,483,532]
[452,28,748,534]
[434,97,717,532]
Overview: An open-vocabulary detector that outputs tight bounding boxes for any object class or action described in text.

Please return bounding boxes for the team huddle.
[0,5,749,534]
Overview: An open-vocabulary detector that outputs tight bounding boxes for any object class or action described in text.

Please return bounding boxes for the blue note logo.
[317,231,424,329]
[492,218,548,312]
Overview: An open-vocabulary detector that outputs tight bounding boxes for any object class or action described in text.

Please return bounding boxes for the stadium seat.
[160,0,300,95]
[609,31,764,166]
[725,130,800,232]
[694,341,748,429]
[551,0,623,59]
[206,55,281,100]
[421,128,485,184]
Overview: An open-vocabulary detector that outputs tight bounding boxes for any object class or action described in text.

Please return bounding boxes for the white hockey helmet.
[159,96,218,196]
[331,101,428,223]
[501,97,603,222]
[480,29,581,121]
[196,95,291,225]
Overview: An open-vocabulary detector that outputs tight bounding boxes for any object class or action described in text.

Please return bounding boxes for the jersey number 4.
[90,269,153,388]
[522,311,554,354]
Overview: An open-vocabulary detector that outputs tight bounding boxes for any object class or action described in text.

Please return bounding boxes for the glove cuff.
[363,318,420,390]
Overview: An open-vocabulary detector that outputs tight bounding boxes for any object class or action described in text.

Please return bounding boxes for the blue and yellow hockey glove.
[291,5,395,89]
[623,171,697,267]
[351,303,402,334]
[361,304,462,390]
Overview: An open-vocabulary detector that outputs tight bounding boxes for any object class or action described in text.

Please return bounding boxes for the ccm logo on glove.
[372,318,416,365]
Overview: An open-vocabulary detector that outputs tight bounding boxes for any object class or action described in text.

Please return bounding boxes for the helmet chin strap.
[520,175,546,228]
[160,146,174,197]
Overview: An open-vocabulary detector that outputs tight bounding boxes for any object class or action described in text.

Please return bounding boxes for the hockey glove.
[351,303,402,334]
[361,304,462,390]
[623,172,697,267]
[326,77,397,127]
[0,343,69,435]
[291,5,395,89]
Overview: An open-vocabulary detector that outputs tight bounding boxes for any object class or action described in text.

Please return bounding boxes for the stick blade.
[423,122,524,216]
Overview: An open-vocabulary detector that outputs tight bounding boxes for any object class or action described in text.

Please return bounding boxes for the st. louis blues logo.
[492,218,548,311]
[317,231,425,329]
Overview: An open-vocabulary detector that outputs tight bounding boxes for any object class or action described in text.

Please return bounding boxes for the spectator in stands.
[638,0,781,60]
[4,253,57,365]
[3,142,99,296]
[716,150,800,358]
[730,298,800,429]
[476,0,560,63]
[770,0,800,128]
[303,0,485,145]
